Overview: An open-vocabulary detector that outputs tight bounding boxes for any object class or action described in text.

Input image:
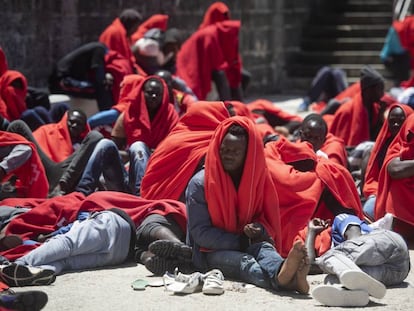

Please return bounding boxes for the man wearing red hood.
[0,47,28,122]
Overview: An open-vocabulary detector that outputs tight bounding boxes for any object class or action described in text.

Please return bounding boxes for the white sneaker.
[369,213,393,231]
[165,271,203,294]
[202,269,225,295]
[340,270,386,299]
[312,284,369,307]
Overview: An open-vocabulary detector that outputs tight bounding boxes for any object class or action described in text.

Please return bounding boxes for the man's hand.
[243,223,263,239]
[308,218,329,234]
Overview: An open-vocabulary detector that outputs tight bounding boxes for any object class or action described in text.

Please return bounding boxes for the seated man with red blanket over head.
[362,103,413,220]
[186,116,310,294]
[328,66,386,148]
[76,76,178,197]
[0,191,190,285]
[99,9,143,75]
[0,47,28,122]
[375,113,414,242]
[176,20,242,101]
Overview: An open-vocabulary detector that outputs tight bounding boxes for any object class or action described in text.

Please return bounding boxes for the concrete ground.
[16,250,414,311]
[11,96,414,310]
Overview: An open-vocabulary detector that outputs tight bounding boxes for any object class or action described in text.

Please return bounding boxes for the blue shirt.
[331,213,372,246]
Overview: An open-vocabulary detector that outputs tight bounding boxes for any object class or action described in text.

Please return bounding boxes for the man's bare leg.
[276,240,307,287]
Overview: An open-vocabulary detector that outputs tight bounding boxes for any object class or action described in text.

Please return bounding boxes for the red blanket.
[205,116,282,252]
[265,137,362,257]
[176,20,241,100]
[320,133,348,167]
[131,14,169,43]
[364,104,413,198]
[0,131,48,198]
[99,18,135,68]
[33,112,90,162]
[112,74,145,113]
[1,191,187,260]
[199,2,230,29]
[0,48,27,121]
[104,50,136,104]
[375,114,414,229]
[141,101,231,200]
[123,76,178,148]
[328,93,381,147]
[247,99,303,124]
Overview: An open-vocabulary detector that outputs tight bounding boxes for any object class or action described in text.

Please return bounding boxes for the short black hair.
[227,123,248,139]
[302,113,328,136]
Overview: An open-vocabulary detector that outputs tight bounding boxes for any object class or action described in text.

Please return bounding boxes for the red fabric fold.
[141,101,231,200]
[199,2,230,29]
[131,14,169,43]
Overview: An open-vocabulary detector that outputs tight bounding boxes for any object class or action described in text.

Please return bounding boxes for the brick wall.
[0,0,312,96]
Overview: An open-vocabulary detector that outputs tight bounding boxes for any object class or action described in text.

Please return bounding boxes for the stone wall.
[0,0,313,96]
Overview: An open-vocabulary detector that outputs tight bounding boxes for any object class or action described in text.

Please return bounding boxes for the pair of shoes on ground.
[0,288,48,311]
[312,270,386,307]
[0,263,56,287]
[145,240,194,276]
[164,268,225,295]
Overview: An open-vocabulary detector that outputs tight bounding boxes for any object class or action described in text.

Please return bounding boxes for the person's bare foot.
[295,256,310,294]
[276,240,306,287]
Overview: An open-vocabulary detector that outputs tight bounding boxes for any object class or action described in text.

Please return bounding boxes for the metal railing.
[394,0,413,20]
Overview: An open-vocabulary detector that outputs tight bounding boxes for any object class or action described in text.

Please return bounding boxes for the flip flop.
[131,279,149,291]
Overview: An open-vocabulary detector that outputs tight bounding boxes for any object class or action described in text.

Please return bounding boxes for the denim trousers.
[15,211,131,274]
[76,138,150,196]
[316,229,410,286]
[205,241,284,290]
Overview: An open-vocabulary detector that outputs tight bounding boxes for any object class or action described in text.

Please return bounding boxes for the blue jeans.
[76,139,150,196]
[363,195,376,220]
[205,242,284,290]
[15,211,131,274]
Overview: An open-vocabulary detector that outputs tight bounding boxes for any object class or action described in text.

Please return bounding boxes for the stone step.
[286,63,391,79]
[309,12,393,25]
[301,37,385,51]
[301,24,389,38]
[290,50,384,65]
[331,0,393,13]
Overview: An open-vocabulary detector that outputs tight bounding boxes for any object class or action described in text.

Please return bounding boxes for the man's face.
[388,107,406,137]
[219,133,247,173]
[144,79,163,112]
[300,120,326,151]
[67,111,86,139]
[363,83,385,105]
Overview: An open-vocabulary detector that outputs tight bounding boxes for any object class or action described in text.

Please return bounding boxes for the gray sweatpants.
[315,229,410,286]
[15,211,131,274]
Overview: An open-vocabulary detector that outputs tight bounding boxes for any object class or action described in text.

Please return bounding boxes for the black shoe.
[144,255,180,276]
[0,263,56,287]
[148,240,192,260]
[0,289,48,311]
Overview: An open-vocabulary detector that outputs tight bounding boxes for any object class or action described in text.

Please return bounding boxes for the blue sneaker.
[297,98,310,112]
